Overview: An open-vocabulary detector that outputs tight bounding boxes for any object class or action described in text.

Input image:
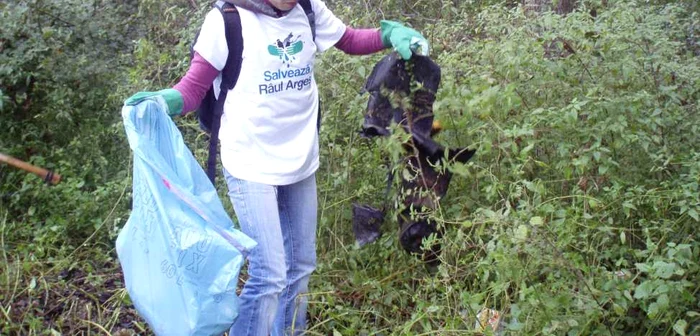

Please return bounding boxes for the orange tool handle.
[0,153,61,185]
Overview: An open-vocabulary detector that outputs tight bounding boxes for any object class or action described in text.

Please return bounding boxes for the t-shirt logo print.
[267,33,303,67]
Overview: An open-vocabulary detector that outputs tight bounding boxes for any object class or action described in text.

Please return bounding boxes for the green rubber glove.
[380,20,430,60]
[124,88,184,116]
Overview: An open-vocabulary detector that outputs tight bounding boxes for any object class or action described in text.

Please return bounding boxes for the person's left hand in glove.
[380,20,430,60]
[124,88,184,117]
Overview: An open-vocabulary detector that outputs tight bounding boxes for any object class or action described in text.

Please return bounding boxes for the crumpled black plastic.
[352,52,476,265]
[400,141,475,211]
[398,140,474,265]
[361,53,439,141]
[352,203,385,247]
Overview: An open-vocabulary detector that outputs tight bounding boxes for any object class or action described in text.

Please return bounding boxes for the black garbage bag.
[352,203,385,247]
[361,53,441,140]
[361,53,409,137]
[398,208,442,266]
[355,52,477,266]
[400,141,476,210]
[397,139,475,264]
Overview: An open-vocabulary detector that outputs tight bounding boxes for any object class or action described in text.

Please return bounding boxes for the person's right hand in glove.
[124,88,184,117]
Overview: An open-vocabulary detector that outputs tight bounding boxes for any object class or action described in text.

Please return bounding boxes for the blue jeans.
[225,170,317,336]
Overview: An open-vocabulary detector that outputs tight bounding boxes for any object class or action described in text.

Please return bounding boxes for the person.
[125,0,428,334]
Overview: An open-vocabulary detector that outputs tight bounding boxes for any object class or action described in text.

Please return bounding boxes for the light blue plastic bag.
[117,98,256,336]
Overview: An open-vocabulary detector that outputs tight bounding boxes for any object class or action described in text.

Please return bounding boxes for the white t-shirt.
[193,0,346,185]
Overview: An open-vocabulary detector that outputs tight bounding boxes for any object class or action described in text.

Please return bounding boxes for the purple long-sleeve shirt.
[173,27,385,114]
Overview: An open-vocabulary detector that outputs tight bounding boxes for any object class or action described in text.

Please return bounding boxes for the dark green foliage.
[0,0,140,250]
[313,1,699,334]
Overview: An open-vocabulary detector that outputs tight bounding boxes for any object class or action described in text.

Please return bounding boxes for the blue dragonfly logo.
[267,33,303,67]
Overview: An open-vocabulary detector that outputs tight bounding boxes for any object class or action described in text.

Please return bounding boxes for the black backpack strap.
[207,0,244,184]
[217,1,243,91]
[298,0,315,40]
[297,0,321,132]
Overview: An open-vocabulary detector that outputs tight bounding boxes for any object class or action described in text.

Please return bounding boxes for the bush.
[311,1,699,334]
